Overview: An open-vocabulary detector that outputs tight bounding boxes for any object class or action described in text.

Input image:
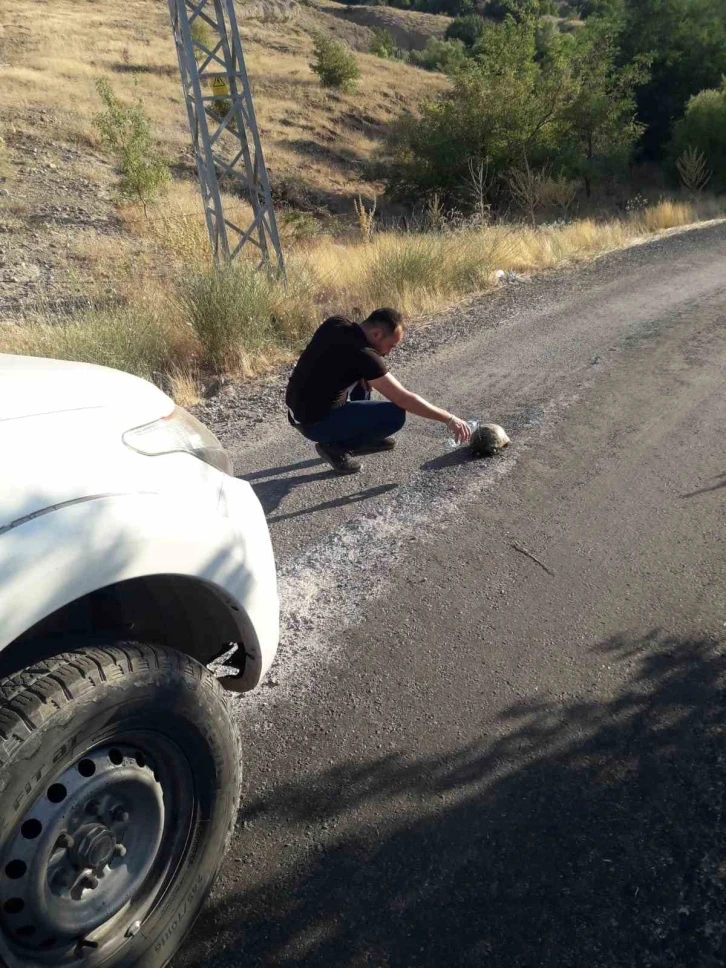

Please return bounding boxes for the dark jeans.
[292,384,406,450]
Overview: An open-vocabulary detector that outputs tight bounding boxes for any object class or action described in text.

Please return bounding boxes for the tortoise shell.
[470,423,511,458]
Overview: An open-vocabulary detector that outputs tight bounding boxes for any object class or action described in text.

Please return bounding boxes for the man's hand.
[447,416,472,444]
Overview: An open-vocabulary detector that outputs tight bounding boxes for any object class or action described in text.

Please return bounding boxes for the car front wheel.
[0,642,241,968]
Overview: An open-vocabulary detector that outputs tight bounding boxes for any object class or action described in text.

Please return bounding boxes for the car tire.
[0,641,242,968]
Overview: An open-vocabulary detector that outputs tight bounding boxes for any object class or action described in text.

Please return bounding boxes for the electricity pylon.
[167,0,284,272]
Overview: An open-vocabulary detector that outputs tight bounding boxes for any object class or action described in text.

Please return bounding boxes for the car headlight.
[123,406,234,476]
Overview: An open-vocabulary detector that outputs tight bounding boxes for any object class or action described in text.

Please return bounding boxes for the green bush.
[409,37,468,73]
[445,14,486,48]
[190,18,214,59]
[93,78,170,214]
[386,20,565,203]
[385,17,648,206]
[179,263,278,372]
[278,208,321,242]
[369,27,397,58]
[310,34,360,92]
[670,82,726,191]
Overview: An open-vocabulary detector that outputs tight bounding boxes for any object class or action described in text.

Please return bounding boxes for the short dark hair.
[363,307,404,335]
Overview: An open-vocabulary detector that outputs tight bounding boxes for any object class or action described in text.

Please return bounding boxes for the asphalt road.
[176,223,726,968]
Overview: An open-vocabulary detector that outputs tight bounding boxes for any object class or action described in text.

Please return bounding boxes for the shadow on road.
[420,447,511,472]
[245,458,399,522]
[681,471,726,498]
[267,483,399,525]
[250,469,333,516]
[419,447,475,472]
[243,459,321,482]
[176,629,726,968]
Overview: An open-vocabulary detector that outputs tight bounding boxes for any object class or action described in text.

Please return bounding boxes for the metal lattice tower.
[167,0,284,271]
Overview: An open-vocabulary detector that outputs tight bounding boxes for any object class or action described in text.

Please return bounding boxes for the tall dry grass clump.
[307,231,509,317]
[635,199,696,233]
[362,233,502,311]
[175,259,317,378]
[0,304,197,383]
[179,262,279,374]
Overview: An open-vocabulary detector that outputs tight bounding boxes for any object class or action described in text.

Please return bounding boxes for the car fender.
[0,489,278,687]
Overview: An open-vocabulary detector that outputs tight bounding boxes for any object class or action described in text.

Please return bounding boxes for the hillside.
[0,0,447,320]
[329,4,451,50]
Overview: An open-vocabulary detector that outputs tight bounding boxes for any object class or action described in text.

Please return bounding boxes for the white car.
[0,355,279,967]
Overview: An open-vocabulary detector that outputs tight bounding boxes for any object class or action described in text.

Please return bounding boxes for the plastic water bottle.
[445,418,479,450]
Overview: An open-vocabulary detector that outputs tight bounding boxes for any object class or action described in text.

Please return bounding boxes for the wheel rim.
[0,734,194,963]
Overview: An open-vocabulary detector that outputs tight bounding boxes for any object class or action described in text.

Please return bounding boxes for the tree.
[445,14,486,48]
[670,81,726,191]
[558,21,649,195]
[409,38,469,73]
[93,78,170,215]
[620,0,726,160]
[369,27,397,58]
[310,34,360,92]
[384,17,573,205]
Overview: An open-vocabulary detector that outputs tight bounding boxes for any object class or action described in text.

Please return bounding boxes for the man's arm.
[369,373,472,443]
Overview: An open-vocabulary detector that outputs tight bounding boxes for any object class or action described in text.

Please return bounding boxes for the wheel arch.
[0,493,273,691]
[0,574,262,690]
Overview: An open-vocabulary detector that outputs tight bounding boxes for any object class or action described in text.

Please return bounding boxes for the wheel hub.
[0,743,166,956]
[71,825,117,871]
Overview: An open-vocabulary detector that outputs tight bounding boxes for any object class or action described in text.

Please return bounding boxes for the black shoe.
[352,437,397,454]
[315,442,361,475]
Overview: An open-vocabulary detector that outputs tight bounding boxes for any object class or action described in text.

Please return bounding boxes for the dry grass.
[4,197,722,400]
[327,3,451,50]
[637,199,702,233]
[0,303,198,382]
[168,366,204,408]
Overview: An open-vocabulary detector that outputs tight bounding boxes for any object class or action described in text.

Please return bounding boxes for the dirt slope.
[0,0,446,320]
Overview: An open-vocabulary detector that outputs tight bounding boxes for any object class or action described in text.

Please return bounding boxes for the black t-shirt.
[286,316,388,425]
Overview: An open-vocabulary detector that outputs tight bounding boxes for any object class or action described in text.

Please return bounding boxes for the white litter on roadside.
[229,389,583,723]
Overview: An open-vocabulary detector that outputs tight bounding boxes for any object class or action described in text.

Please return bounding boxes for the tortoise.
[470,423,511,458]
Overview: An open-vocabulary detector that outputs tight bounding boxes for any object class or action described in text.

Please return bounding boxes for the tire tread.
[0,643,236,773]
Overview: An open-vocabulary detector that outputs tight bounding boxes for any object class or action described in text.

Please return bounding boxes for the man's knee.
[388,403,406,433]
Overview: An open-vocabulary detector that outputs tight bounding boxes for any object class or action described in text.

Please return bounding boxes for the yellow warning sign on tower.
[211,77,229,97]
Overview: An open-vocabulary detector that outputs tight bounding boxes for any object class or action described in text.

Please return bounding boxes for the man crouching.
[286,308,472,475]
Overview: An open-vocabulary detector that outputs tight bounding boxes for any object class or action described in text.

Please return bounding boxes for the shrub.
[179,262,278,372]
[445,14,486,48]
[408,38,468,73]
[278,209,321,243]
[670,83,726,191]
[93,78,170,214]
[369,27,397,58]
[507,165,578,224]
[310,34,360,92]
[190,18,214,59]
[676,146,712,193]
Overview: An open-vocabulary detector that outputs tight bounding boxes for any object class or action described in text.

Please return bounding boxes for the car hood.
[0,354,173,423]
